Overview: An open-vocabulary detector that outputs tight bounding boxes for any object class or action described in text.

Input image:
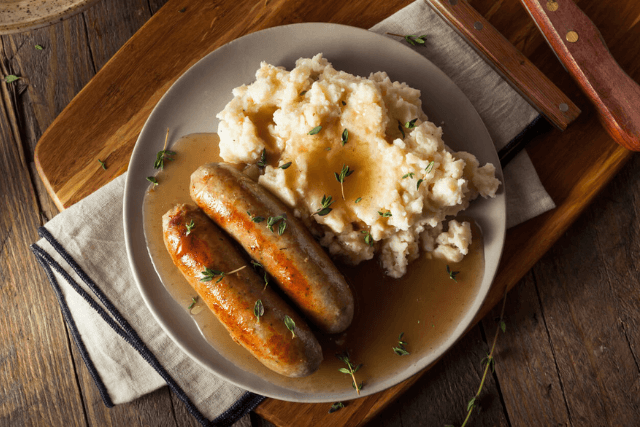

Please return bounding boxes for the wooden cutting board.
[33,0,632,425]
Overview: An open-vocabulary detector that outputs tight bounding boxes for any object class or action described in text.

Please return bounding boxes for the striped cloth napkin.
[31,1,555,425]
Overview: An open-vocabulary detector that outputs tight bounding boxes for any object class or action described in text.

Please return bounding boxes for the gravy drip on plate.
[143,133,485,393]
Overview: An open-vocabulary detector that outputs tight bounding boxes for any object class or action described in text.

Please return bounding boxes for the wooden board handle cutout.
[520,0,640,151]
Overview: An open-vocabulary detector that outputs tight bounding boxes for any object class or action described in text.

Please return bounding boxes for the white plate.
[123,23,505,403]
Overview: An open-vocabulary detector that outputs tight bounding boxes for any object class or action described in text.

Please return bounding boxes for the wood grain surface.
[2,0,640,426]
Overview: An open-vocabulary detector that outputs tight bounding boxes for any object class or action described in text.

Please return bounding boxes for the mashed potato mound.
[217,54,500,278]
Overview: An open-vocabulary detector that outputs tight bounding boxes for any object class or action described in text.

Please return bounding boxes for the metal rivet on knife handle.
[546,0,559,12]
[559,103,569,112]
[474,21,483,30]
[566,31,579,42]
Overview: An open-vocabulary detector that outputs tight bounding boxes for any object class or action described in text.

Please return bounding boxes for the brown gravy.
[143,133,484,394]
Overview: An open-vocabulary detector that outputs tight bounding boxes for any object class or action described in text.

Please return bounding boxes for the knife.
[519,0,640,151]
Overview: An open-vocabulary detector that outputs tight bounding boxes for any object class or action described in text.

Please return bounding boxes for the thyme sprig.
[284,315,296,338]
[251,260,269,289]
[146,176,158,187]
[308,125,322,135]
[98,159,107,170]
[341,128,349,146]
[392,332,410,356]
[254,300,264,322]
[267,214,287,235]
[187,296,198,310]
[335,164,354,200]
[328,402,345,414]
[336,351,363,395]
[447,265,460,282]
[312,195,334,216]
[386,33,428,46]
[247,211,265,223]
[456,289,508,427]
[361,230,373,247]
[257,148,267,168]
[154,128,176,170]
[200,265,247,283]
[185,219,195,235]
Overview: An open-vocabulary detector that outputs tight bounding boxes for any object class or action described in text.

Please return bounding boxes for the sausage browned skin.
[190,163,354,334]
[163,204,322,378]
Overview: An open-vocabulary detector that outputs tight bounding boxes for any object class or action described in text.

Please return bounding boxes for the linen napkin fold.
[31,1,557,425]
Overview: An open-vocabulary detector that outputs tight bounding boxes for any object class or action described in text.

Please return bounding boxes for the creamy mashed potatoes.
[216,54,499,278]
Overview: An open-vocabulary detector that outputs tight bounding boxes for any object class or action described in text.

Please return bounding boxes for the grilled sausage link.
[190,163,354,334]
[163,204,323,378]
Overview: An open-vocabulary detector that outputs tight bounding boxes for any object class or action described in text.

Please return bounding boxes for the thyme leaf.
[257,148,267,168]
[279,161,292,169]
[267,214,287,235]
[335,164,354,200]
[254,300,264,321]
[4,75,20,83]
[284,315,296,338]
[336,351,363,395]
[187,296,198,310]
[328,402,345,414]
[341,128,349,146]
[447,265,460,282]
[146,176,158,187]
[185,219,195,235]
[308,125,322,135]
[312,195,334,216]
[98,159,107,170]
[361,230,373,247]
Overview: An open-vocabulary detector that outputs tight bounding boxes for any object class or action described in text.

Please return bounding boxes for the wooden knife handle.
[427,0,579,131]
[519,0,640,151]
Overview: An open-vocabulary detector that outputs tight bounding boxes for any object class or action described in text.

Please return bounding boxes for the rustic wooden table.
[2,0,639,426]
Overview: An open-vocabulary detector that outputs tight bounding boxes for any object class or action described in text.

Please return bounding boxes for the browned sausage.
[190,163,354,334]
[163,204,322,378]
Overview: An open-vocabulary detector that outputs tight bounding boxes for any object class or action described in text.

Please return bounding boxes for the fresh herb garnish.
[279,161,292,169]
[267,214,287,235]
[355,197,362,204]
[404,118,418,129]
[402,172,414,179]
[35,45,44,51]
[146,176,158,187]
[458,290,508,427]
[308,125,322,135]
[257,148,267,168]
[200,265,247,283]
[361,230,373,247]
[378,210,392,218]
[424,160,435,174]
[335,164,354,200]
[312,195,334,216]
[336,351,363,395]
[300,90,307,96]
[251,260,262,269]
[387,33,428,46]
[247,211,265,223]
[98,159,107,170]
[250,260,269,289]
[254,300,264,322]
[393,332,410,356]
[447,265,460,282]
[328,402,345,414]
[341,128,349,146]
[153,128,175,170]
[187,296,198,310]
[4,75,20,83]
[284,315,296,338]
[416,178,424,190]
[185,219,195,235]
[397,120,405,139]
[201,267,225,283]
